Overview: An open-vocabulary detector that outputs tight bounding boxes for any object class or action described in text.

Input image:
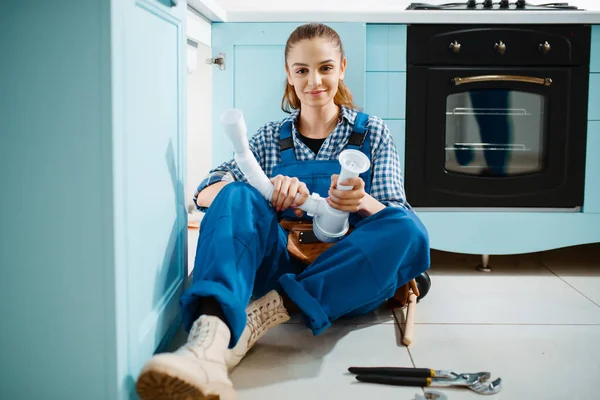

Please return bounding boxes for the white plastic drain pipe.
[221,108,370,243]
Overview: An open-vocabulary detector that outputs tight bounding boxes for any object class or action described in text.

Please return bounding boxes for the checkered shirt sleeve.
[365,117,410,210]
[192,129,268,212]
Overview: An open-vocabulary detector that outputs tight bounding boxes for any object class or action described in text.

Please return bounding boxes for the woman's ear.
[339,57,347,80]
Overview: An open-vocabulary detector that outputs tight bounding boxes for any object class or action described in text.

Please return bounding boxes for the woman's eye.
[296,69,307,74]
[322,66,333,72]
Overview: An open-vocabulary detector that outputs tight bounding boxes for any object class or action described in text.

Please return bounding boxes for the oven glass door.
[413,66,587,208]
[445,88,546,177]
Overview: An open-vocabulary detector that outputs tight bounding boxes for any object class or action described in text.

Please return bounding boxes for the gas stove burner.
[406,1,582,10]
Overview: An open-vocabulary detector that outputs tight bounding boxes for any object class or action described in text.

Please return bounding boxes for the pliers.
[348,366,502,395]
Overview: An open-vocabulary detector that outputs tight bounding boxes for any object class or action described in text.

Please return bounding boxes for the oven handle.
[451,75,553,87]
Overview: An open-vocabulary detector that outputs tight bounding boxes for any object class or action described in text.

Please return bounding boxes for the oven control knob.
[539,41,551,55]
[449,40,461,53]
[483,0,493,8]
[494,41,507,55]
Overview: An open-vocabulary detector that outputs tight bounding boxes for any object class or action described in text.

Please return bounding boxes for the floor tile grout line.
[328,322,600,326]
[393,308,427,398]
[392,310,416,367]
[326,321,600,326]
[539,260,600,309]
[406,348,426,398]
[288,321,599,327]
[405,322,600,326]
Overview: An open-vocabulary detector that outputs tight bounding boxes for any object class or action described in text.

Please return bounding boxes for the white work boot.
[136,315,237,400]
[225,290,291,370]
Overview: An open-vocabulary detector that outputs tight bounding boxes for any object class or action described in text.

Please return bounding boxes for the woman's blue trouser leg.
[179,182,297,348]
[278,206,430,336]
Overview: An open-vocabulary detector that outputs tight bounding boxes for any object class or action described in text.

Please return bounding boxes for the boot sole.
[136,363,237,400]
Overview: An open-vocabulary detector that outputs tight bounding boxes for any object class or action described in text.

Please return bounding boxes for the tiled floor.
[180,224,600,400]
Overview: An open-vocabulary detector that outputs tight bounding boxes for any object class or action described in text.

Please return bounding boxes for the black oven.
[404,24,591,209]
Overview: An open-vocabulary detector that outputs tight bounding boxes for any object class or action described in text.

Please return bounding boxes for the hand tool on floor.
[386,274,430,346]
[402,283,418,346]
[419,392,448,400]
[424,392,448,400]
[348,366,502,395]
[414,391,448,400]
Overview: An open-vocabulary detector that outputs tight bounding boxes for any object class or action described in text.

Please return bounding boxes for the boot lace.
[187,317,211,347]
[246,299,284,345]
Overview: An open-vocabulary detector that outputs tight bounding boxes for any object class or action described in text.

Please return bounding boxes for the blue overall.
[181,112,431,348]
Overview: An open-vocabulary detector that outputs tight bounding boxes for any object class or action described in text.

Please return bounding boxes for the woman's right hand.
[270,175,309,217]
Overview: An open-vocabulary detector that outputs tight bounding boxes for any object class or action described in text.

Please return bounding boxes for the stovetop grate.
[406,2,581,10]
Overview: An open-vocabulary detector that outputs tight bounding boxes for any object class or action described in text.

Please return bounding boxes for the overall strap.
[278,120,296,163]
[346,111,369,151]
[346,111,372,195]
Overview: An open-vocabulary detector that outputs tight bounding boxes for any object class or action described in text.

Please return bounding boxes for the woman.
[136,22,430,400]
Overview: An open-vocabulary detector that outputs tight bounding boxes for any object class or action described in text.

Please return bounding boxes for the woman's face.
[285,38,346,109]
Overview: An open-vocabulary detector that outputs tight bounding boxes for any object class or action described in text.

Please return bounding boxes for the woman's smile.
[307,90,326,97]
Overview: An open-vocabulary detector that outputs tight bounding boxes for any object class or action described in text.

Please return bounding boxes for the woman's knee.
[202,181,276,228]
[376,208,429,244]
[214,181,270,209]
[400,211,431,274]
[219,180,262,199]
[374,208,430,265]
[404,210,430,250]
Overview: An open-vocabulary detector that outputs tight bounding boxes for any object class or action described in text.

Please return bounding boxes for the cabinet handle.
[206,53,226,70]
[451,75,553,86]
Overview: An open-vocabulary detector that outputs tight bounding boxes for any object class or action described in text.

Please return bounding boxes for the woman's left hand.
[327,174,367,213]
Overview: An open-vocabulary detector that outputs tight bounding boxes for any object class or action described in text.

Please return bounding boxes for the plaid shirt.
[194,105,410,212]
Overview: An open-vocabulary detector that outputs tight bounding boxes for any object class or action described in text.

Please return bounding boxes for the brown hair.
[281,23,358,113]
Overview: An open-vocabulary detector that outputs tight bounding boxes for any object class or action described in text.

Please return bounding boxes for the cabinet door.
[211,22,366,167]
[112,0,188,396]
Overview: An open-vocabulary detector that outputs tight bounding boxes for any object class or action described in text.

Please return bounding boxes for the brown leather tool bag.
[279,220,419,308]
[280,220,339,265]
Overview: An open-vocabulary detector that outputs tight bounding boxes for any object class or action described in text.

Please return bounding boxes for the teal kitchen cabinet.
[211,22,367,167]
[591,25,600,72]
[365,24,408,174]
[1,1,187,399]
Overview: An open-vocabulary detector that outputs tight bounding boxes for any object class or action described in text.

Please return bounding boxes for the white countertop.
[189,0,600,24]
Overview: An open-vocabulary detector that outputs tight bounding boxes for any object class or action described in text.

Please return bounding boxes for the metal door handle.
[206,53,226,70]
[451,75,553,87]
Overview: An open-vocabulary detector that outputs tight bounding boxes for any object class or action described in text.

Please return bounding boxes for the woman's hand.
[270,175,310,218]
[327,174,367,213]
